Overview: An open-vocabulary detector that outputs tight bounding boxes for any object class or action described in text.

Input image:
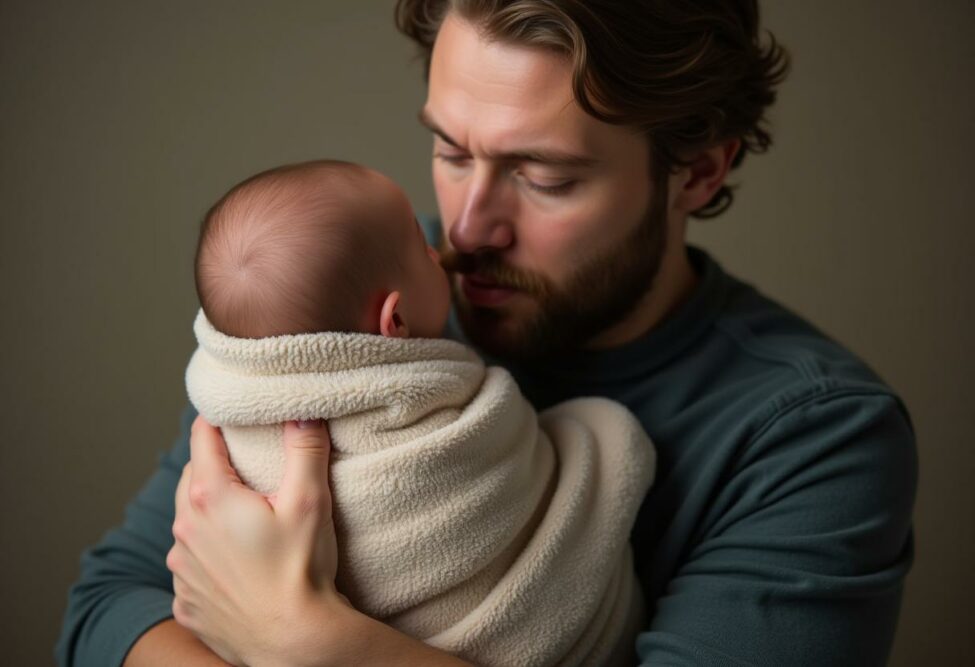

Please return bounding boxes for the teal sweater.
[56,245,917,666]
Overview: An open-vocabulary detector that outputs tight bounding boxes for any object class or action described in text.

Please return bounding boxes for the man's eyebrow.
[418,109,461,148]
[417,108,599,168]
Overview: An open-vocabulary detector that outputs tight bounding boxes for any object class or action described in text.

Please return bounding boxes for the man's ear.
[379,291,410,338]
[672,139,741,214]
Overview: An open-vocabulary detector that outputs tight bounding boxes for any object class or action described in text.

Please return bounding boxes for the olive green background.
[1,1,972,664]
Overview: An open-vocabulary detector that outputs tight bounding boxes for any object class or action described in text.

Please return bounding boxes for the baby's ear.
[379,291,410,338]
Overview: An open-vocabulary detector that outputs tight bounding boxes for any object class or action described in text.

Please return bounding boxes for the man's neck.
[585,243,699,350]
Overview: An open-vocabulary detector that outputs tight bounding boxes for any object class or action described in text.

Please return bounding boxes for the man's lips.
[459,274,517,307]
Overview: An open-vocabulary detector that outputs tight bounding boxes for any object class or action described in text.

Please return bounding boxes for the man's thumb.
[276,419,332,519]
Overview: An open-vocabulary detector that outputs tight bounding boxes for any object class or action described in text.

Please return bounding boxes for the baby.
[186,160,654,667]
[194,160,449,342]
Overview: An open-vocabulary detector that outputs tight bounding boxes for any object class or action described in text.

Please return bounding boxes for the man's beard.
[439,186,668,362]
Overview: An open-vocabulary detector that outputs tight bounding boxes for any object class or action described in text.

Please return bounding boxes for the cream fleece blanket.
[185,310,655,667]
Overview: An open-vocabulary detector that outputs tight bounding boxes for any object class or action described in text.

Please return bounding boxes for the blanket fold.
[186,310,655,667]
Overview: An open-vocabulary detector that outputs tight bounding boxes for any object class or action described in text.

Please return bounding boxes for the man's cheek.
[431,168,453,206]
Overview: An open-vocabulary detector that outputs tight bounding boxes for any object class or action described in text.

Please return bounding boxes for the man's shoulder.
[638,252,915,457]
[699,269,914,452]
[717,277,878,380]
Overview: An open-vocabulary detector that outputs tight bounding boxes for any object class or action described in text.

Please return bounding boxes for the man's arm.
[123,620,229,666]
[57,407,470,667]
[636,391,917,666]
[55,407,215,666]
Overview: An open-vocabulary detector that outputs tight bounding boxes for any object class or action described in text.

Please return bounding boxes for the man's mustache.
[439,248,550,298]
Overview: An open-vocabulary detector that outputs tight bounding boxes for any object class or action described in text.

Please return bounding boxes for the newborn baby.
[185,160,654,667]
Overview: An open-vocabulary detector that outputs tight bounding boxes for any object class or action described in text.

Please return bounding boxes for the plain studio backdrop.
[1,1,972,664]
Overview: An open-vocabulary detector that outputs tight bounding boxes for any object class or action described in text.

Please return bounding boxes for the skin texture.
[146,11,740,666]
[123,619,230,666]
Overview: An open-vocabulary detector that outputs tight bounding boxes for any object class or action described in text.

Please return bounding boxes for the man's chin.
[452,280,560,360]
[461,309,576,365]
[456,305,534,360]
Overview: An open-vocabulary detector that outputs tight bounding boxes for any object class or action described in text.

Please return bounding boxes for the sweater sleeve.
[635,390,918,666]
[55,406,195,667]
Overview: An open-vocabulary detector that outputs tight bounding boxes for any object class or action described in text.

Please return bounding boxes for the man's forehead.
[425,20,601,152]
[429,17,576,115]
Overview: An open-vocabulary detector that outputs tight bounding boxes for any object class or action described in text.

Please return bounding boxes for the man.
[57,1,917,665]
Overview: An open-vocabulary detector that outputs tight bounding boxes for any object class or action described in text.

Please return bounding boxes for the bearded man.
[58,2,917,666]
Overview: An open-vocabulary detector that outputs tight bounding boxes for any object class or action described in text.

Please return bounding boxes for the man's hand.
[166,416,346,666]
[167,416,473,667]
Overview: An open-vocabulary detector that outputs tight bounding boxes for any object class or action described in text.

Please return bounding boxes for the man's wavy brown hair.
[395,0,789,218]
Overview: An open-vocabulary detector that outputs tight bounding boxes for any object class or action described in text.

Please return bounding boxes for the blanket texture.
[185,310,655,666]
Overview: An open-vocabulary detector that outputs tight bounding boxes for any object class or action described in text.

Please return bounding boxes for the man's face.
[423,14,669,360]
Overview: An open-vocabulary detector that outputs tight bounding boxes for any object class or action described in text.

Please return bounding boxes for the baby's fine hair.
[195,160,391,339]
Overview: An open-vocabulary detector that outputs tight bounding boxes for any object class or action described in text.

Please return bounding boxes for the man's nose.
[448,167,514,254]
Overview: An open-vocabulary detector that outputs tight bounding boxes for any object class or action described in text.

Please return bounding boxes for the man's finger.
[187,415,241,512]
[276,419,333,521]
[171,464,217,569]
[173,463,192,543]
[171,571,193,603]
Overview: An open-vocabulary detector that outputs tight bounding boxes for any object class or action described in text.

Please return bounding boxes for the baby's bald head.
[195,160,407,338]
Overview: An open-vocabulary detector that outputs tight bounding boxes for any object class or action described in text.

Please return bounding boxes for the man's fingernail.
[296,419,322,429]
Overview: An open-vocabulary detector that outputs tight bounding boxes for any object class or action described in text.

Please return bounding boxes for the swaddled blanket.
[185,310,655,667]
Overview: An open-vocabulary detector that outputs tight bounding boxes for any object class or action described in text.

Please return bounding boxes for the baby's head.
[195,160,450,339]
